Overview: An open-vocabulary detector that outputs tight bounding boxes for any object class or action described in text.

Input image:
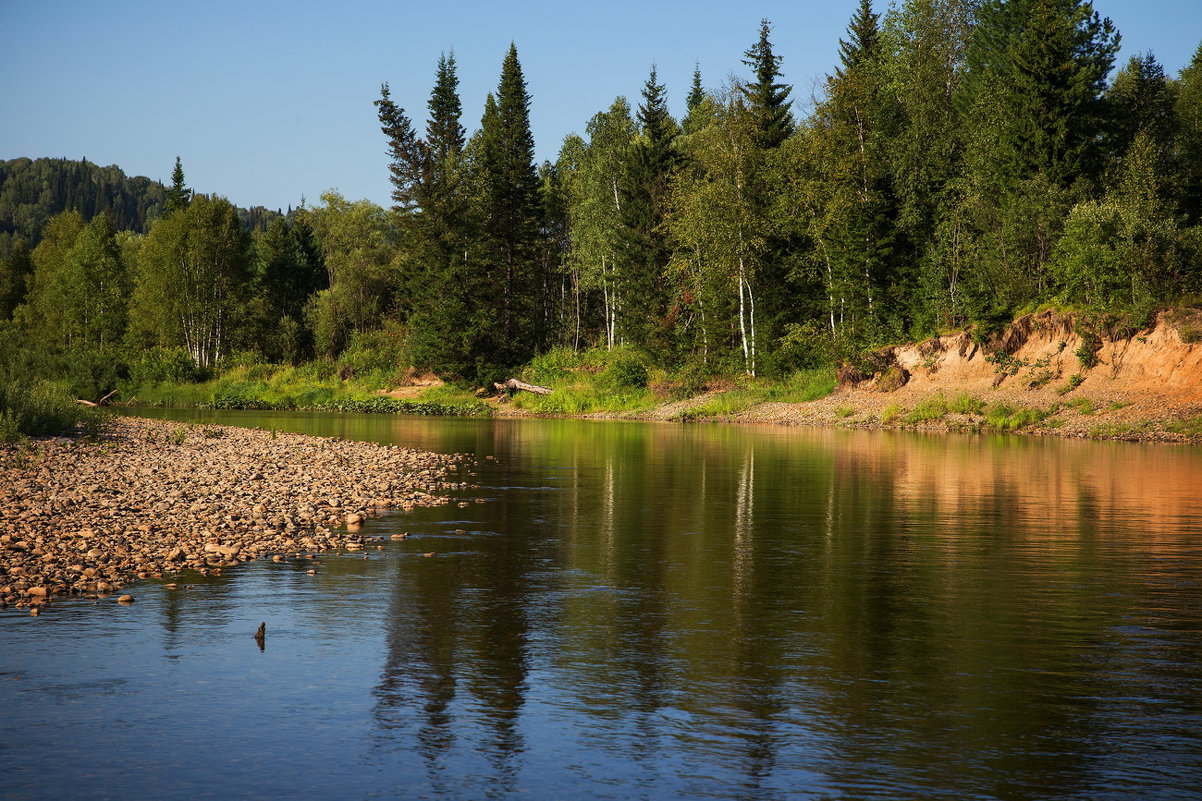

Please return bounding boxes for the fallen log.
[493,378,553,395]
[76,389,119,407]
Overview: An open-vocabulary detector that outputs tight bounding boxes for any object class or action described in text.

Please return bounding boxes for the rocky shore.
[0,416,471,612]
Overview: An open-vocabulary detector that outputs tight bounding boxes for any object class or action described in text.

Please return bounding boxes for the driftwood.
[493,378,553,395]
[76,389,119,407]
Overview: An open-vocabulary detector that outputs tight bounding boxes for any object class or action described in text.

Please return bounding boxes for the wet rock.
[117,595,134,604]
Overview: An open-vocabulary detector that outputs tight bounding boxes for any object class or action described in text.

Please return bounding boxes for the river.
[2,410,1200,800]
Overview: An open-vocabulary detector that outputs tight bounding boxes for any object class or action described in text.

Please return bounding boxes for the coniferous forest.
[3,0,1202,404]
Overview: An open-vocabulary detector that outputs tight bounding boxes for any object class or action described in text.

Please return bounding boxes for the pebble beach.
[0,416,470,611]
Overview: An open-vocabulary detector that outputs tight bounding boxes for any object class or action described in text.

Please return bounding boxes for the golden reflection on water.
[120,410,1202,798]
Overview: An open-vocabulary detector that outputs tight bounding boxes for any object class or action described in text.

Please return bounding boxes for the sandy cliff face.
[735,309,1202,440]
[866,309,1202,410]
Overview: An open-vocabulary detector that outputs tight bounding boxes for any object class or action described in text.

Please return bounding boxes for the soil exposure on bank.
[1,417,472,611]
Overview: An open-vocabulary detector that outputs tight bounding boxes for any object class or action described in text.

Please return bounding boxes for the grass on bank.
[867,392,1058,432]
[493,346,838,419]
[0,380,108,443]
[671,368,836,421]
[126,360,489,417]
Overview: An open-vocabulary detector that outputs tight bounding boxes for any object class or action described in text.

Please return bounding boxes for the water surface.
[2,411,1200,799]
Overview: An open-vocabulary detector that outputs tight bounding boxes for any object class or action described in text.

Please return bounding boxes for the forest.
[2,0,1202,406]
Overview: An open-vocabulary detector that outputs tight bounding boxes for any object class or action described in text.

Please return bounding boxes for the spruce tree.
[477,43,542,372]
[165,157,191,215]
[687,66,704,114]
[374,83,423,214]
[1106,53,1177,174]
[427,52,465,165]
[682,66,710,136]
[0,238,32,320]
[837,0,880,78]
[960,0,1119,188]
[628,65,679,355]
[1175,42,1202,223]
[741,19,794,148]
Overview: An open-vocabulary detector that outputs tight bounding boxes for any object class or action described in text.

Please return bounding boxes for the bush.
[905,394,948,423]
[0,380,107,441]
[602,356,649,390]
[339,322,408,378]
[128,347,205,386]
[950,392,985,415]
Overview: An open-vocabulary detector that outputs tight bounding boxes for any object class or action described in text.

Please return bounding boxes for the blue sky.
[3,0,1200,212]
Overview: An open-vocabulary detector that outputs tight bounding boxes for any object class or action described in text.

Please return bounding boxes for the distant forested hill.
[0,157,280,259]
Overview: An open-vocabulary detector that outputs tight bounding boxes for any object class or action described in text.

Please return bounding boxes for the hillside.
[0,157,281,259]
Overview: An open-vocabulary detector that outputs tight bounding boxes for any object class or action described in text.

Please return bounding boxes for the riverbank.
[0,417,471,612]
[490,310,1202,444]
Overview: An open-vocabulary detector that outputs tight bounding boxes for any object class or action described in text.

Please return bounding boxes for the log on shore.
[493,379,553,395]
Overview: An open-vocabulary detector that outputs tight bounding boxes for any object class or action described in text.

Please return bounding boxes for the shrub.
[1075,332,1102,369]
[600,351,649,390]
[1057,374,1085,395]
[905,394,949,423]
[881,403,905,424]
[0,380,107,441]
[950,392,985,415]
[128,347,204,386]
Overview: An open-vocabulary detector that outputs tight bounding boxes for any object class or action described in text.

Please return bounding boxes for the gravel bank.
[1,417,471,611]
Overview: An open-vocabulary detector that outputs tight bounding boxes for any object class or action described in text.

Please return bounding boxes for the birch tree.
[133,194,251,368]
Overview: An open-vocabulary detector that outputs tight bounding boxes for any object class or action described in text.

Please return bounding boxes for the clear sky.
[3,0,1200,212]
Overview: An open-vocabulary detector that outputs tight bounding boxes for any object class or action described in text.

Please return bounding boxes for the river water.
[2,410,1200,800]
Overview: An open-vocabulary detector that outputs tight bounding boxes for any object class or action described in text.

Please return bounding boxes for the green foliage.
[132,194,251,368]
[905,393,948,423]
[880,403,905,424]
[950,392,985,415]
[0,380,107,441]
[985,351,1028,376]
[1075,331,1102,368]
[128,347,206,387]
[1057,373,1085,394]
[983,403,1052,430]
[599,350,649,390]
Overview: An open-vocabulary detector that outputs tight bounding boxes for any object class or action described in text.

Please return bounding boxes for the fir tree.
[741,19,794,148]
[477,43,542,370]
[165,157,191,215]
[960,0,1120,188]
[1175,42,1202,223]
[682,66,710,136]
[687,65,704,114]
[427,52,466,164]
[374,83,423,214]
[837,0,881,78]
[1107,52,1177,172]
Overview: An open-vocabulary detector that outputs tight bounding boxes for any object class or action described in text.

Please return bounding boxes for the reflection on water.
[3,411,1201,800]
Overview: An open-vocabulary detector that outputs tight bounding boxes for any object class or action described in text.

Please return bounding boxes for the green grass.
[0,380,108,443]
[1057,374,1085,395]
[1165,416,1202,436]
[1088,419,1156,439]
[1065,396,1097,415]
[672,369,836,421]
[949,392,986,415]
[904,394,949,423]
[881,403,905,425]
[834,405,856,418]
[126,363,489,417]
[983,403,1053,430]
